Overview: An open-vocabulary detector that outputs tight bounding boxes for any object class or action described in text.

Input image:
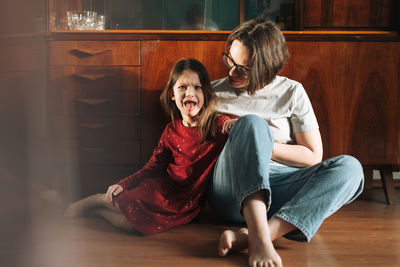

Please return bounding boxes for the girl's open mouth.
[184,100,197,111]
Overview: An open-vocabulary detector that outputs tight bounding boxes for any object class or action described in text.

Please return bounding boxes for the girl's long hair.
[160,58,218,142]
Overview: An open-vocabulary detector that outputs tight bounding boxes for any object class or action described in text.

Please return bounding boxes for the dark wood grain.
[281,41,399,165]
[304,0,396,29]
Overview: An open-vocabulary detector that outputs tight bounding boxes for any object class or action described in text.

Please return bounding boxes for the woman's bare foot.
[241,190,283,266]
[248,232,282,267]
[218,228,249,256]
[64,193,105,218]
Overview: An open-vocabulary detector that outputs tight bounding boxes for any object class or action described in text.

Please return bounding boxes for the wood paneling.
[304,0,398,29]
[280,41,399,164]
[141,41,227,90]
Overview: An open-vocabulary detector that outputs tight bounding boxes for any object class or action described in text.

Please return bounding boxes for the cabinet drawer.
[50,115,140,139]
[49,41,140,66]
[49,66,140,115]
[73,140,140,165]
[49,66,140,92]
[50,88,140,115]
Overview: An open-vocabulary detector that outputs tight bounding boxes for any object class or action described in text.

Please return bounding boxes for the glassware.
[85,11,97,30]
[67,11,98,30]
[95,15,106,30]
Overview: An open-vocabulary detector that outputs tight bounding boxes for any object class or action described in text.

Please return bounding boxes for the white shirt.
[212,75,319,145]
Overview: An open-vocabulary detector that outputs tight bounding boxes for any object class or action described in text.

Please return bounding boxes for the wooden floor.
[2,186,400,267]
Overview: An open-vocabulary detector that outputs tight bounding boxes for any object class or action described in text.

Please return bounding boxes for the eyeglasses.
[222,52,251,78]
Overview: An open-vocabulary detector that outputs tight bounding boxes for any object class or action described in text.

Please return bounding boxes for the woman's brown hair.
[160,58,219,142]
[226,18,289,95]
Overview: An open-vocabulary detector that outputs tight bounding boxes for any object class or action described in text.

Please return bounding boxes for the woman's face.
[172,70,205,126]
[226,40,251,89]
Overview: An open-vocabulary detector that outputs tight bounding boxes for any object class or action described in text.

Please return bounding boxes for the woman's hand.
[222,118,238,134]
[272,129,323,167]
[105,184,124,206]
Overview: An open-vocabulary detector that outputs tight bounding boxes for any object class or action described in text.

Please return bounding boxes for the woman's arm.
[272,129,323,167]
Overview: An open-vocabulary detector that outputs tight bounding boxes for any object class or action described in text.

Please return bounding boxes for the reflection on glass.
[180,3,218,30]
[245,0,296,30]
[81,0,239,30]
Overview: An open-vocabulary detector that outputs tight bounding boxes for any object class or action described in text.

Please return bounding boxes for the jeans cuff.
[272,212,312,242]
[239,185,271,214]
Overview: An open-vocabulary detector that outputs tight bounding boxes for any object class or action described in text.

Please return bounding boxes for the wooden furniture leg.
[362,165,373,199]
[379,165,396,205]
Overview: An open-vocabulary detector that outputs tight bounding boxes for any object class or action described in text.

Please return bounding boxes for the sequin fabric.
[115,116,230,235]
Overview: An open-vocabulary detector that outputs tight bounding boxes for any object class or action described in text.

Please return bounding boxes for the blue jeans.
[207,115,364,242]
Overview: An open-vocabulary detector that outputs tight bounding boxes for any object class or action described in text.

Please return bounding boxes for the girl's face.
[172,70,205,127]
[227,39,251,89]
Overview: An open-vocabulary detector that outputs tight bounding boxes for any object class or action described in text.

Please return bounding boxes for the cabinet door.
[281,41,399,165]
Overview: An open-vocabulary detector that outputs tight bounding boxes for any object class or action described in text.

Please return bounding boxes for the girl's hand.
[222,118,238,134]
[105,184,124,206]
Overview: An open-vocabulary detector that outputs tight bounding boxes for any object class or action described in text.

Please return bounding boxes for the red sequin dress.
[115,116,229,235]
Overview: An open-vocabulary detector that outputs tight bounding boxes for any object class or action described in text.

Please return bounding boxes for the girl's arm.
[116,127,172,190]
[272,129,323,167]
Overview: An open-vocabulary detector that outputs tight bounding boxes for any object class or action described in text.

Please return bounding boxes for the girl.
[65,58,231,235]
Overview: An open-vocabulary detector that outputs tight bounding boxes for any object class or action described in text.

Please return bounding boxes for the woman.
[208,19,364,267]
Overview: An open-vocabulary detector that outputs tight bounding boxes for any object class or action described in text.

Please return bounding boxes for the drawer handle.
[69,48,112,57]
[75,98,112,105]
[74,73,113,80]
[79,123,111,129]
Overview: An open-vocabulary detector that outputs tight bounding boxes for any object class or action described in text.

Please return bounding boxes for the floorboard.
[2,183,400,267]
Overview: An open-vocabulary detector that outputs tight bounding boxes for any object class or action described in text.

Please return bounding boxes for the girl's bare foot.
[64,193,104,218]
[218,228,249,256]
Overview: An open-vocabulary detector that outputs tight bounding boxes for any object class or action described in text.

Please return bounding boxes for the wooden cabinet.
[48,40,142,197]
[47,31,399,199]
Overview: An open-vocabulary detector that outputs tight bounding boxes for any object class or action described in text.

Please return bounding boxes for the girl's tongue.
[184,101,196,111]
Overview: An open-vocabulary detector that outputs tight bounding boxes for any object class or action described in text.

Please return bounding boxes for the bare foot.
[248,234,282,267]
[64,193,104,218]
[218,228,249,256]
